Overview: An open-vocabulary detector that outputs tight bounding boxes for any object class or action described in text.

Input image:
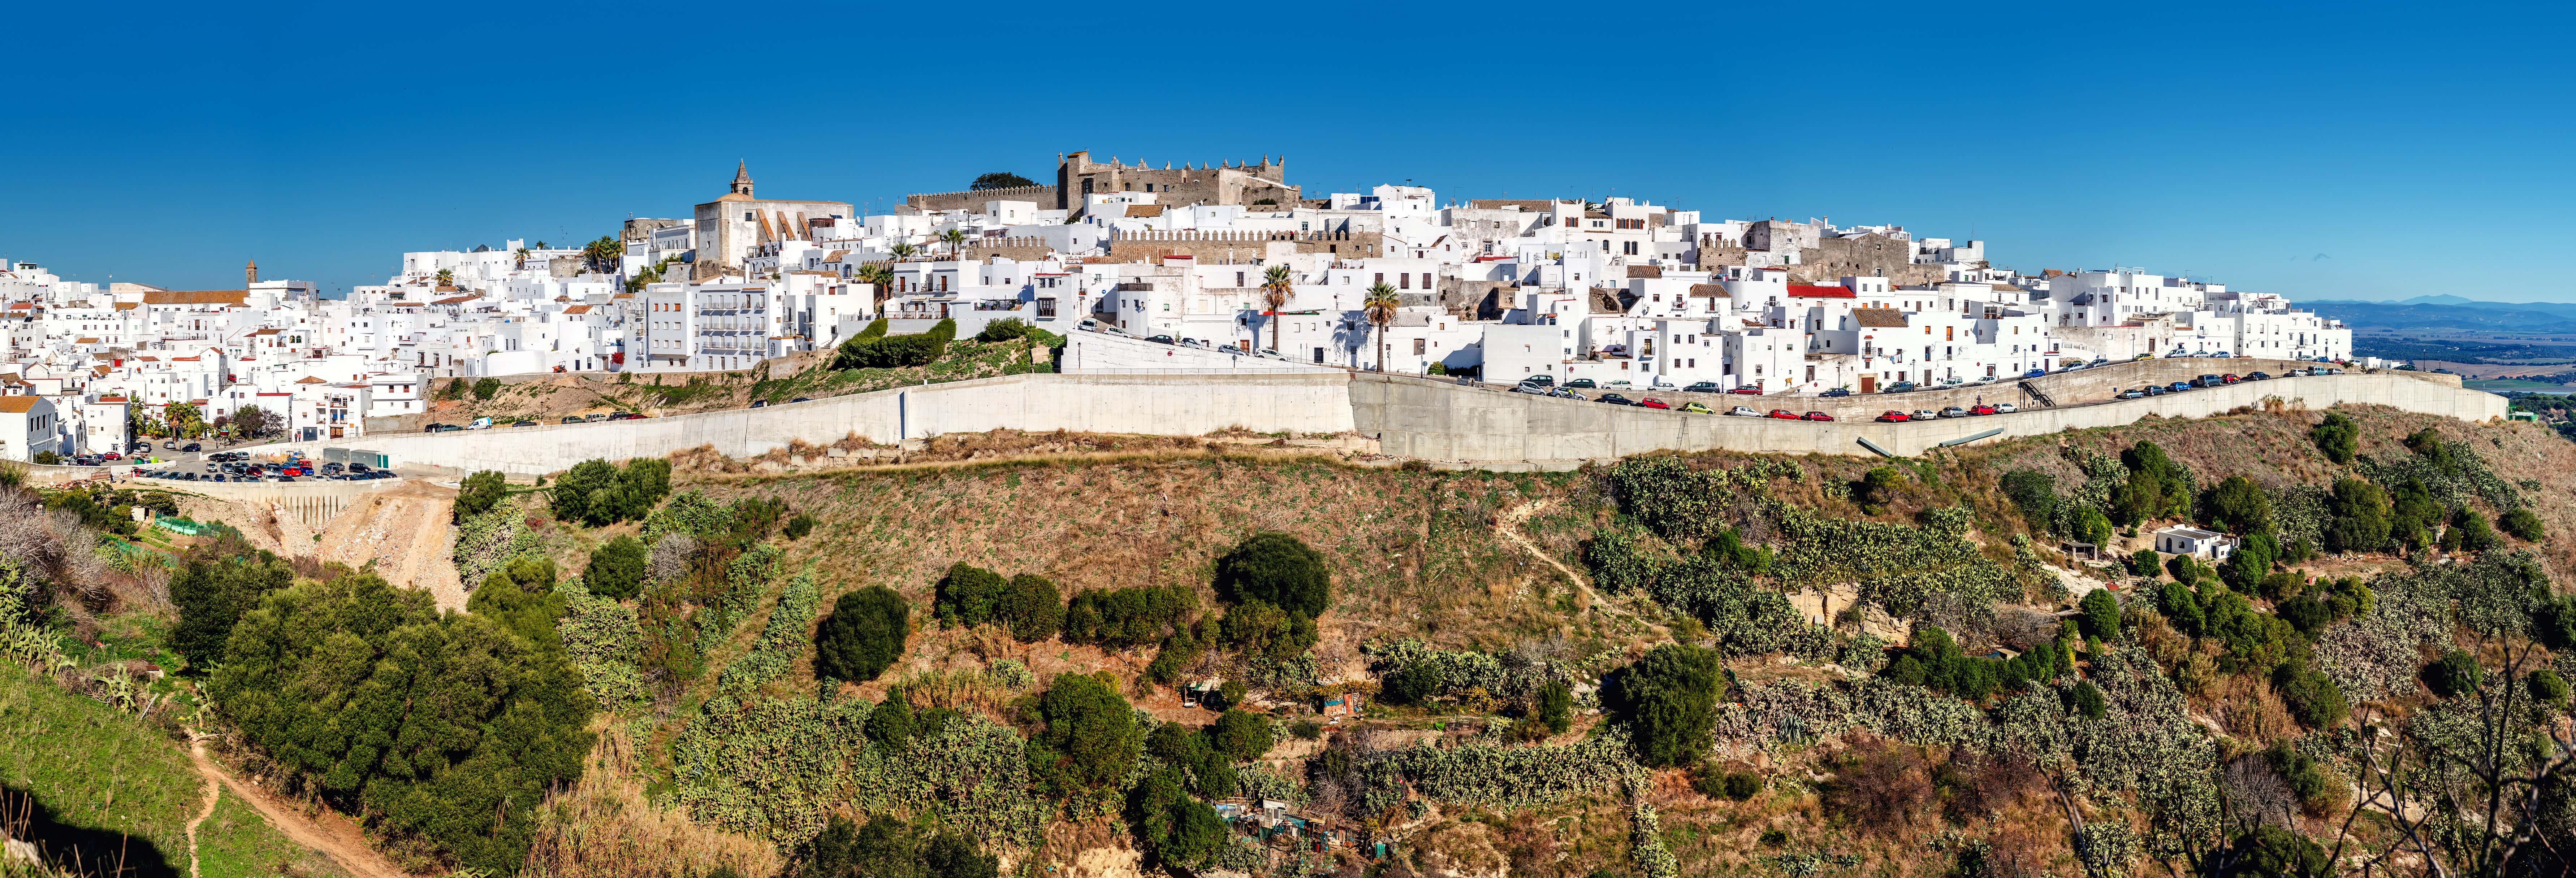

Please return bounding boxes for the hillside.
[413,334,1053,427]
[17,396,2576,878]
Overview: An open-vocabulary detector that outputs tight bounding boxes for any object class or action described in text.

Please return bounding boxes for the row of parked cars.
[2108,368,2343,399]
[424,412,652,432]
[1875,404,2023,422]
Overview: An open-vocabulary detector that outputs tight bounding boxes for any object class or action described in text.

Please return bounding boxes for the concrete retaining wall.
[1063,331,1337,374]
[260,372,1358,475]
[1350,371,2505,461]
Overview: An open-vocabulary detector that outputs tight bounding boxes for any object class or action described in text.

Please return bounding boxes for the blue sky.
[5,1,2570,302]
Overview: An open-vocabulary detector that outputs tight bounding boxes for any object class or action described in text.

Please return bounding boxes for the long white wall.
[230,367,2505,475]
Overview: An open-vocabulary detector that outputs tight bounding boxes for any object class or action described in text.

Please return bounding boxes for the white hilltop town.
[0,152,2361,463]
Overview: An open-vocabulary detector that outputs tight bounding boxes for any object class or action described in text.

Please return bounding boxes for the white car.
[1727,406,1762,417]
[1911,409,1941,420]
[1994,403,2019,414]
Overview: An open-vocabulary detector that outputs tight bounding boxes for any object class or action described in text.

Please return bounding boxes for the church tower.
[245,259,258,286]
[730,161,755,198]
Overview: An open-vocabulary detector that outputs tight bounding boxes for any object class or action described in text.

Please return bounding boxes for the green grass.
[0,666,331,877]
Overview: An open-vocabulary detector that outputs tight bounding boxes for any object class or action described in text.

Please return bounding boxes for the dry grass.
[524,725,781,878]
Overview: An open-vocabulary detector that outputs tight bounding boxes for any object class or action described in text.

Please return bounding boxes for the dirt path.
[187,735,412,878]
[1496,499,1663,634]
[185,752,218,878]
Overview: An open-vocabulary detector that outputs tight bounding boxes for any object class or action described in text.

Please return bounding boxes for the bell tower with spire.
[730,161,754,198]
[245,259,258,286]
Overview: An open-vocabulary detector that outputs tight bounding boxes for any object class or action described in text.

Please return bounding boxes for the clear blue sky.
[5,1,2570,302]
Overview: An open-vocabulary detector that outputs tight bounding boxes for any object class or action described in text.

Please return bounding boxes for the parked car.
[2247,371,2272,381]
[791,396,812,403]
[1728,406,1761,417]
[2167,382,2192,393]
[2118,389,2145,399]
[1520,375,1557,387]
[513,420,539,427]
[2218,374,2240,384]
[1821,388,1853,397]
[1595,394,1635,406]
[1147,334,1176,345]
[1179,338,1209,348]
[1912,409,1940,421]
[1548,388,1585,399]
[2089,358,2110,366]
[1883,381,1918,393]
[750,400,769,408]
[561,416,585,424]
[1564,378,1597,389]
[608,412,641,420]
[1801,411,1834,422]
[103,452,121,460]
[1877,410,1910,422]
[1682,381,1719,394]
[1727,386,1763,395]
[2058,363,2087,373]
[1941,406,1970,418]
[1766,409,1799,420]
[424,422,451,432]
[1678,402,1714,414]
[1509,383,1550,395]
[2134,353,2156,361]
[181,443,201,452]
[1637,397,1670,410]
[1995,403,2019,414]
[2190,375,2221,388]
[2023,369,2048,378]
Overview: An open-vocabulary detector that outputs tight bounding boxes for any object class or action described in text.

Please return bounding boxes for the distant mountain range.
[2297,296,2576,334]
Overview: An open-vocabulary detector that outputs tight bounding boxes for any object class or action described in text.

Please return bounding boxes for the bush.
[1608,643,1723,767]
[976,318,1034,343]
[1691,763,1760,800]
[2068,681,2107,718]
[935,562,1009,628]
[1210,708,1275,762]
[832,324,949,369]
[1027,672,1142,799]
[815,586,910,683]
[1063,584,1197,649]
[1860,466,1906,508]
[2530,668,2569,705]
[2113,441,2196,526]
[2079,588,2122,640]
[1127,767,1227,868]
[455,470,509,520]
[782,512,815,540]
[2425,649,2483,698]
[583,535,649,600]
[2326,478,2391,553]
[32,451,59,465]
[2131,548,2162,578]
[2000,469,2058,531]
[2502,508,2546,542]
[793,813,997,878]
[1381,661,1444,705]
[472,377,502,400]
[1534,680,1573,734]
[1216,532,1331,617]
[2312,412,2359,464]
[2206,475,2273,535]
[168,543,295,669]
[1218,599,1317,661]
[212,571,593,870]
[2273,660,2349,729]
[1820,738,1934,835]
[551,458,672,526]
[1000,574,1063,643]
[2450,509,2499,553]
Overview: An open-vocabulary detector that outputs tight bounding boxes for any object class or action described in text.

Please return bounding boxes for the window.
[1412,339,1425,355]
[1399,274,1410,289]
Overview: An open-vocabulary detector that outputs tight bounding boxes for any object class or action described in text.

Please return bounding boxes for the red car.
[103,452,121,460]
[1728,386,1764,395]
[1637,397,1670,410]
[1876,410,1909,422]
[2221,374,2241,384]
[1802,411,1835,422]
[1971,404,1999,416]
[1767,409,1799,420]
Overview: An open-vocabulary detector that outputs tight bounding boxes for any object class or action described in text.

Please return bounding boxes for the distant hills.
[2298,296,2576,334]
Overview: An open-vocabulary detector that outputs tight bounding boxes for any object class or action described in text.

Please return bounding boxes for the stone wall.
[1105,230,1382,263]
[904,184,1061,213]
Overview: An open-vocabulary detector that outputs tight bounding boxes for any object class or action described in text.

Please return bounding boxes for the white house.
[2153,525,2238,560]
[0,396,61,462]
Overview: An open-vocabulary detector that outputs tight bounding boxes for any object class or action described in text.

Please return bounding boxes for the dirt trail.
[314,481,465,610]
[189,735,412,878]
[1497,499,1663,634]
[185,753,218,878]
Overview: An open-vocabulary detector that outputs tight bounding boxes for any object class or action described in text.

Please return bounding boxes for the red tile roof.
[1788,284,1855,298]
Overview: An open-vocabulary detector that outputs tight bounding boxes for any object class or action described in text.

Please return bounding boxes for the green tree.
[2000,469,2058,531]
[212,570,593,871]
[935,562,1009,628]
[1380,661,1443,705]
[969,172,1036,191]
[794,812,997,878]
[865,694,917,749]
[168,542,295,669]
[468,555,567,649]
[1027,673,1142,799]
[815,586,911,683]
[2311,412,2359,464]
[999,573,1063,643]
[1609,643,1723,767]
[472,377,502,401]
[454,469,508,520]
[2502,508,2547,543]
[1218,599,1317,661]
[584,535,649,600]
[2113,440,2195,525]
[2450,508,2499,553]
[1209,708,1274,762]
[1534,680,1573,734]
[2205,475,2273,535]
[2079,588,2122,640]
[581,235,622,275]
[1127,767,1226,868]
[550,458,670,526]
[2326,477,2391,552]
[1259,264,1294,352]
[1216,531,1331,617]
[232,404,274,439]
[2273,659,2348,729]
[1363,282,1400,371]
[1861,466,1907,509]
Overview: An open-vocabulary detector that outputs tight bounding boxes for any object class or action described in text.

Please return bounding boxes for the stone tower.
[245,259,258,286]
[730,161,754,198]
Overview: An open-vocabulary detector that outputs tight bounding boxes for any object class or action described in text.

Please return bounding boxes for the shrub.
[1608,643,1723,767]
[1210,708,1275,762]
[552,458,671,526]
[1216,532,1331,617]
[2273,660,2349,729]
[783,512,815,540]
[2450,509,2499,553]
[2425,649,2482,698]
[212,571,593,870]
[2206,475,2273,535]
[1218,599,1317,661]
[2068,681,2107,718]
[866,694,917,748]
[168,543,295,669]
[815,586,910,683]
[1381,661,1444,705]
[999,574,1063,643]
[2079,588,2122,640]
[2131,548,2162,578]
[794,813,997,878]
[583,535,649,600]
[1691,763,1760,800]
[1027,673,1142,799]
[1127,767,1226,868]
[2502,508,2546,543]
[2326,478,2391,553]
[1534,680,1573,734]
[2312,412,2359,464]
[1063,584,1197,649]
[1289,720,1324,740]
[976,318,1034,343]
[2113,441,2196,525]
[1820,738,1933,836]
[856,317,888,339]
[2001,469,2058,531]
[472,377,502,400]
[455,470,508,520]
[936,562,1009,628]
[2223,533,2278,592]
[2530,668,2569,705]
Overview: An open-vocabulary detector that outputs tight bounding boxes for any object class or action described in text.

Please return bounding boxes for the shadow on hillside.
[2,783,178,878]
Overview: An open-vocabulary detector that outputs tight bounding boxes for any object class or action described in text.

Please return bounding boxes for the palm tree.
[939,229,967,260]
[514,247,530,271]
[854,264,895,312]
[890,242,918,262]
[1260,265,1293,352]
[1363,282,1400,372]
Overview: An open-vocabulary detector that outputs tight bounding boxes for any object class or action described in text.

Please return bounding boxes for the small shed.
[2060,540,2100,561]
[2153,525,2238,560]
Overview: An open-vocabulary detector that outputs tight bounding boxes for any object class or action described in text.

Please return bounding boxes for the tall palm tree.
[1260,265,1293,352]
[890,242,918,262]
[939,229,967,260]
[854,264,895,312]
[1363,282,1400,372]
